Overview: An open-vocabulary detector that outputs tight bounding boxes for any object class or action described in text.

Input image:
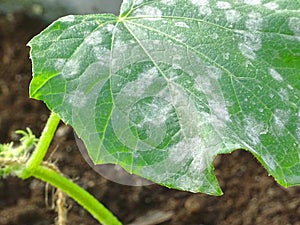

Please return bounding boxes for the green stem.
[22,112,60,178]
[33,165,122,225]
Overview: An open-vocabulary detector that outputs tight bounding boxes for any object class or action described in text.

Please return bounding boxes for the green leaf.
[29,0,300,195]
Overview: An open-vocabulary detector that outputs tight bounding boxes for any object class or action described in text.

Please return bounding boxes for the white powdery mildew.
[272,109,290,134]
[194,66,230,124]
[261,154,276,171]
[244,0,261,5]
[245,12,263,31]
[85,30,103,45]
[269,68,283,82]
[61,58,80,79]
[238,43,256,60]
[244,116,266,145]
[278,88,289,102]
[225,9,241,24]
[134,6,162,20]
[59,15,75,22]
[206,66,222,80]
[134,0,144,5]
[161,0,176,6]
[263,2,279,10]
[190,0,209,6]
[92,46,111,66]
[212,33,219,39]
[175,21,190,28]
[190,0,212,16]
[237,12,262,60]
[132,67,160,96]
[55,59,66,71]
[216,1,231,9]
[66,90,87,108]
[105,24,115,33]
[288,17,300,41]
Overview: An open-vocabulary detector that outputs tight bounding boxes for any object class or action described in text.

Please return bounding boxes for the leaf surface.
[29,0,300,195]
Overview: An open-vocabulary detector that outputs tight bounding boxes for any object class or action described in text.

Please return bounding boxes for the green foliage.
[28,0,300,195]
[0,128,38,177]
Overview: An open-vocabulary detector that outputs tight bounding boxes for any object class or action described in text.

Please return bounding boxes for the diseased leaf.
[29,0,300,195]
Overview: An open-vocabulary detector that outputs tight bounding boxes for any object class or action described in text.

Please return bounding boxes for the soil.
[0,13,300,225]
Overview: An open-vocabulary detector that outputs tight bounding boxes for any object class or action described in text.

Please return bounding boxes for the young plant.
[1,0,300,224]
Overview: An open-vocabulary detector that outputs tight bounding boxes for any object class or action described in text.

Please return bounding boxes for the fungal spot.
[269,68,283,82]
[216,1,231,9]
[175,21,190,28]
[66,90,87,108]
[134,6,162,20]
[225,9,241,24]
[263,2,279,10]
[244,0,261,5]
[190,0,212,16]
[61,58,80,79]
[55,59,66,71]
[85,30,103,45]
[161,0,176,5]
[288,17,300,40]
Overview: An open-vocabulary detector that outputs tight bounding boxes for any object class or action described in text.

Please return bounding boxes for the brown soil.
[0,13,300,225]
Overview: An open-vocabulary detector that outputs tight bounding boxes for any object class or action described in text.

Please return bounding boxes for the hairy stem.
[33,165,122,225]
[22,112,60,178]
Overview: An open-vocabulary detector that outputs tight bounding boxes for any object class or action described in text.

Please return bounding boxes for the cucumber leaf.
[29,0,300,195]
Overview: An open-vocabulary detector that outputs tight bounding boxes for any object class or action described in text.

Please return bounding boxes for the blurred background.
[0,0,122,21]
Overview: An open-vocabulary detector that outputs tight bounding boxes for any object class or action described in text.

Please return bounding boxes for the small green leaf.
[29,0,300,195]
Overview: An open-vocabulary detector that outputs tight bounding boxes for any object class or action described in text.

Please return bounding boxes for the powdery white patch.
[161,0,176,6]
[198,5,212,15]
[175,21,190,28]
[288,17,300,40]
[135,67,160,96]
[167,118,223,178]
[209,100,230,122]
[55,59,66,71]
[238,43,256,60]
[263,2,279,10]
[225,9,241,24]
[61,58,80,79]
[278,88,289,102]
[190,0,211,15]
[92,46,111,66]
[206,66,222,80]
[105,24,115,33]
[244,115,266,145]
[237,31,261,60]
[85,30,103,45]
[245,12,263,31]
[269,68,283,82]
[175,33,187,42]
[59,15,75,23]
[132,99,172,131]
[134,6,162,20]
[66,90,88,108]
[212,33,219,39]
[216,1,231,9]
[190,0,209,6]
[261,154,276,171]
[272,109,290,134]
[134,0,144,5]
[172,64,182,70]
[244,0,261,5]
